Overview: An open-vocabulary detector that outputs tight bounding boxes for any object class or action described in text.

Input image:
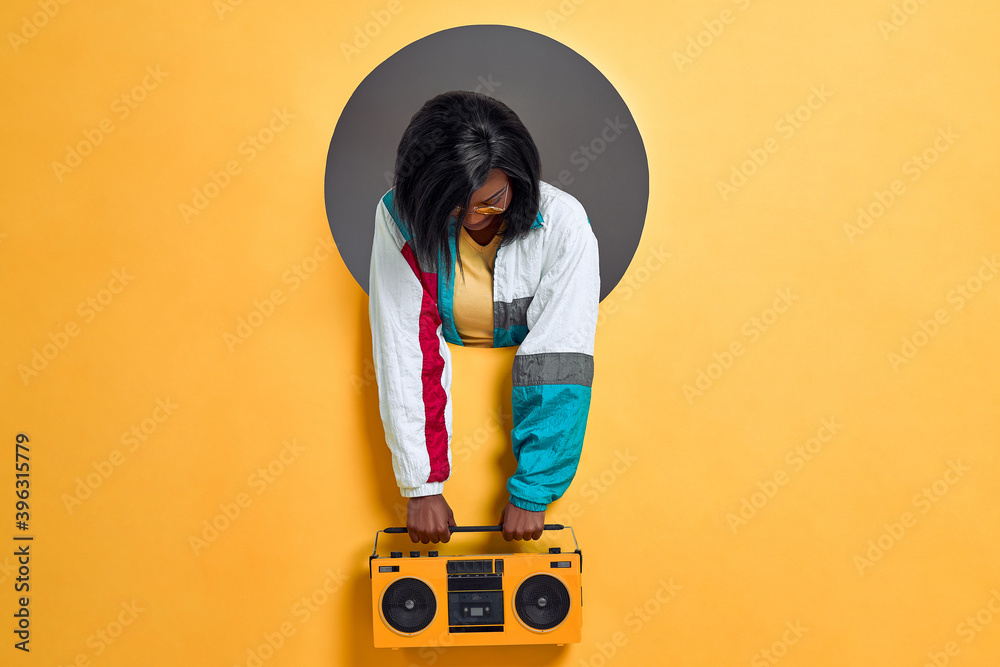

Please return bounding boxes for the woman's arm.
[369,193,456,541]
[506,199,600,516]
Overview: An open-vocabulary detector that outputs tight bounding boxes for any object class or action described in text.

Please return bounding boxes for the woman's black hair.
[390,90,542,281]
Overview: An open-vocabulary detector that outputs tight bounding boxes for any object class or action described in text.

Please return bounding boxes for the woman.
[368,91,600,544]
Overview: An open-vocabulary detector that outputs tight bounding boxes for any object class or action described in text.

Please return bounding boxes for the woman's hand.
[499,501,545,541]
[406,494,457,544]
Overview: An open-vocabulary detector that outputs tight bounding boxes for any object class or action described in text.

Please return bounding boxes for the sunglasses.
[451,182,509,216]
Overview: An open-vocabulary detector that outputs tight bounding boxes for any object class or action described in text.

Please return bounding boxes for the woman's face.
[458,168,510,231]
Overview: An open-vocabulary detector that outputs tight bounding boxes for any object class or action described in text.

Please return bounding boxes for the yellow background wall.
[2,1,998,665]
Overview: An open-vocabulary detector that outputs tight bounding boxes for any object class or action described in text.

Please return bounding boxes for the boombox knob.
[410,551,420,557]
[390,551,402,558]
[549,547,561,554]
[428,551,439,557]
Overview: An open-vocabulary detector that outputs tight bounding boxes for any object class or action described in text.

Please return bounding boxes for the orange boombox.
[369,524,582,648]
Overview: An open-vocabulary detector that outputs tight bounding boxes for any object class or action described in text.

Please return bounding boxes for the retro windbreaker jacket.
[368,180,599,511]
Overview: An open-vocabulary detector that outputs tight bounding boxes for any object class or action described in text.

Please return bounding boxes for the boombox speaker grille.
[514,574,570,631]
[382,578,436,634]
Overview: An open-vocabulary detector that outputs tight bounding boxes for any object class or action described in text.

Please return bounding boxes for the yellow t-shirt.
[453,221,506,347]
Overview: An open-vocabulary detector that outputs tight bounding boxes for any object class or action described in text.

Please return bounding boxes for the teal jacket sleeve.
[506,204,599,511]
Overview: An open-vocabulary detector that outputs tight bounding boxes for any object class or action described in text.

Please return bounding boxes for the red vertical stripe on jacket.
[399,243,450,483]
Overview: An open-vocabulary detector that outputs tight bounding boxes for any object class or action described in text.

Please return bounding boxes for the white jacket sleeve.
[506,197,600,511]
[368,195,454,498]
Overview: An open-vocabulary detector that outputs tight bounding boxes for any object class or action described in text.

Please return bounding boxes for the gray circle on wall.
[325,24,649,301]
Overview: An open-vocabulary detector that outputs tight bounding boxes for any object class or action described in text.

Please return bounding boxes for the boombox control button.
[494,559,504,573]
[549,547,562,554]
[390,551,402,558]
[446,559,493,574]
[429,551,439,557]
[410,551,420,558]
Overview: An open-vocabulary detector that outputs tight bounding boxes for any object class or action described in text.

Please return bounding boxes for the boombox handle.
[370,524,579,564]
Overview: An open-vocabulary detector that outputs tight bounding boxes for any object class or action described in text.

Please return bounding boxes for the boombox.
[369,524,582,648]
